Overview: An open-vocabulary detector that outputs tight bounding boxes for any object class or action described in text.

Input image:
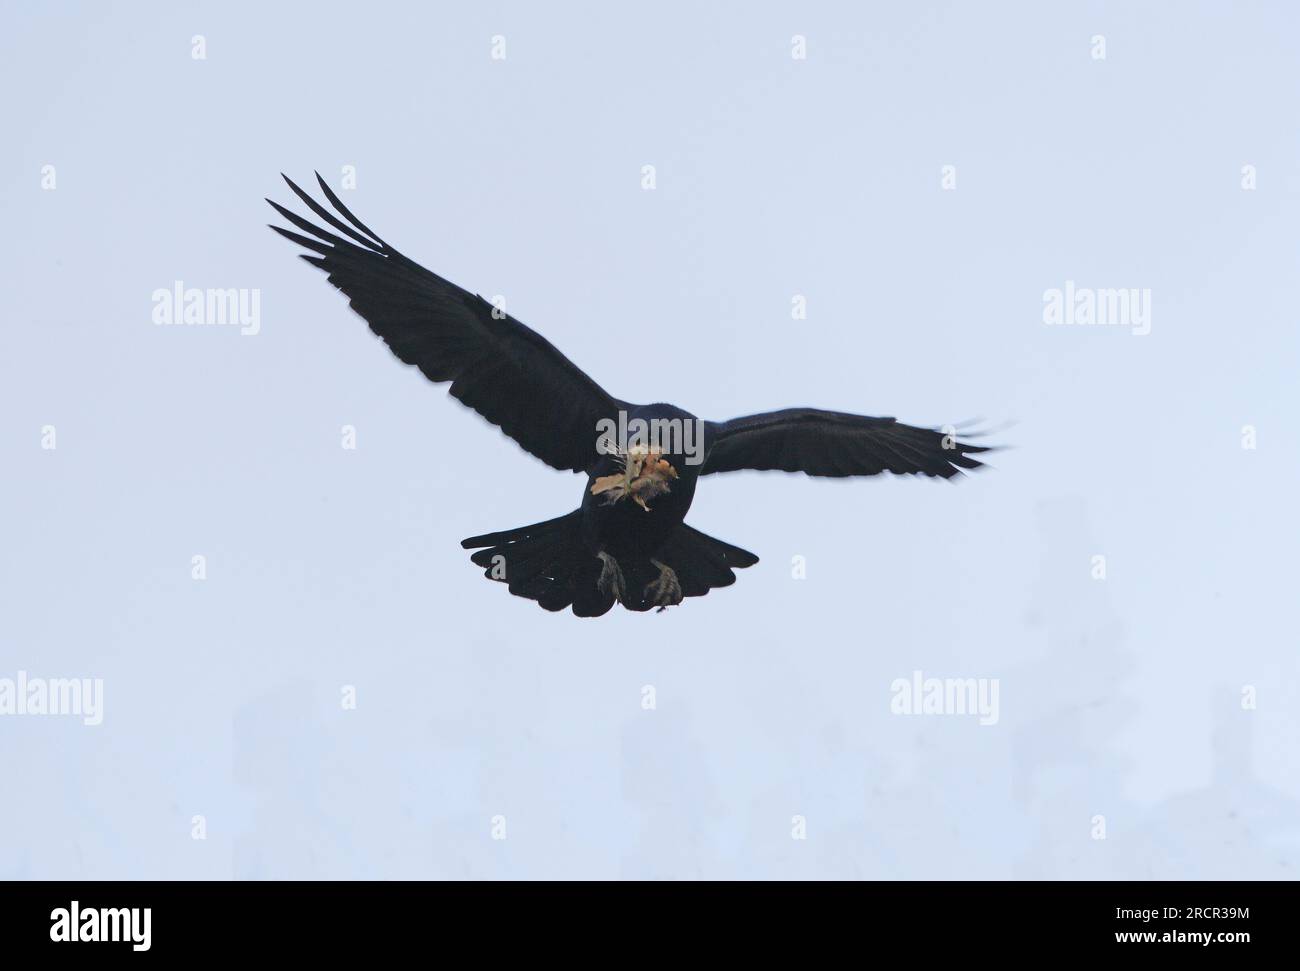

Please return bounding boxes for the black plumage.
[269,174,991,616]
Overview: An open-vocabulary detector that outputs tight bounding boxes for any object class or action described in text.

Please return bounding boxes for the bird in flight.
[268,174,991,616]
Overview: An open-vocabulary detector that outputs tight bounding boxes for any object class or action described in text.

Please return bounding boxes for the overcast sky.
[2,1,1297,878]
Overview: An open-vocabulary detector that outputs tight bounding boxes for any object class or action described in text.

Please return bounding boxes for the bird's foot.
[596,550,627,605]
[643,559,683,611]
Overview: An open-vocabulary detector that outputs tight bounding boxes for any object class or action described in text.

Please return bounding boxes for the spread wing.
[267,173,625,473]
[700,408,990,478]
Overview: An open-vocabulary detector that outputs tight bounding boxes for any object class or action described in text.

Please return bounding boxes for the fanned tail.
[655,524,759,597]
[619,524,760,611]
[461,511,614,617]
[461,516,759,615]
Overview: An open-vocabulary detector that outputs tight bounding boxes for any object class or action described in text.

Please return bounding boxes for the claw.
[596,550,627,604]
[643,559,683,610]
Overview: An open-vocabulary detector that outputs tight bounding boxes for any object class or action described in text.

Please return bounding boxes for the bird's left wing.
[700,408,989,478]
[267,173,625,474]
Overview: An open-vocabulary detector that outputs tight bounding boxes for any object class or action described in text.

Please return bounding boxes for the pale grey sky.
[2,1,1297,879]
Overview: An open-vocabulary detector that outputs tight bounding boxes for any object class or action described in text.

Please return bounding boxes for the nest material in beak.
[591,448,678,511]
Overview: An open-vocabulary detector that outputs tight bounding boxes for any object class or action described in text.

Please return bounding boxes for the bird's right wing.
[700,408,990,478]
[268,173,626,474]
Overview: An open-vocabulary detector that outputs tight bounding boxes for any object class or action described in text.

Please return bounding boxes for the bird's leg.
[595,550,627,605]
[643,558,683,611]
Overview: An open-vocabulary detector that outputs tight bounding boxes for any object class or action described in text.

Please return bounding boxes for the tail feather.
[654,524,759,601]
[570,560,613,617]
[461,514,758,615]
[461,511,615,617]
[461,512,579,551]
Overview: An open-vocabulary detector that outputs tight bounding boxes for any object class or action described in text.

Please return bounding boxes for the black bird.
[268,174,991,616]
